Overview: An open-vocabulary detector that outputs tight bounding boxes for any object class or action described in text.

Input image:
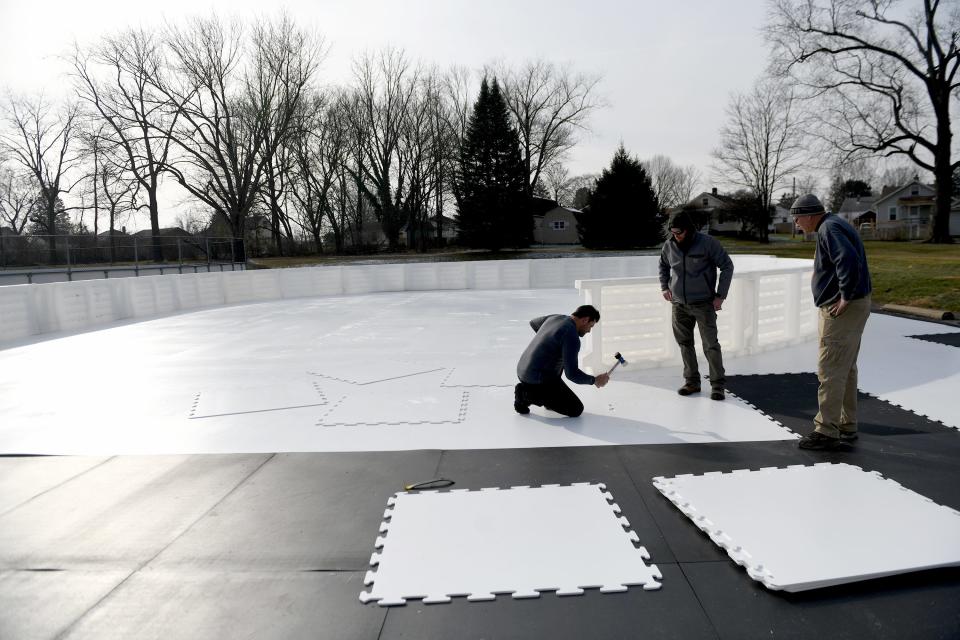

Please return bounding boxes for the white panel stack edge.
[653,463,960,592]
[360,483,661,606]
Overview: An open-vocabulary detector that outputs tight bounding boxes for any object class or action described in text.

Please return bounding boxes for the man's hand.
[829,298,849,317]
[594,373,610,388]
[661,290,673,302]
[713,296,724,311]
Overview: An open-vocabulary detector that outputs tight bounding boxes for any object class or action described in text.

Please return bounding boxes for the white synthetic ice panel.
[318,389,468,426]
[0,289,950,455]
[653,463,960,592]
[190,381,328,418]
[360,483,661,605]
[441,363,516,387]
[309,360,444,385]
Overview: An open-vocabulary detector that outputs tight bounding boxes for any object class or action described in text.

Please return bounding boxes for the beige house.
[533,206,581,244]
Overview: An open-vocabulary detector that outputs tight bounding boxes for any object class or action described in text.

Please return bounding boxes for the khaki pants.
[814,296,871,438]
[672,301,725,389]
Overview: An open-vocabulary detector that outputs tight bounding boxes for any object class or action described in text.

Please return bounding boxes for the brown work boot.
[677,383,701,396]
[710,389,725,401]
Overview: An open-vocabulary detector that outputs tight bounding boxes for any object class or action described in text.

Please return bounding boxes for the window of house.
[889,206,897,221]
[911,187,919,195]
[552,220,566,231]
[702,198,709,207]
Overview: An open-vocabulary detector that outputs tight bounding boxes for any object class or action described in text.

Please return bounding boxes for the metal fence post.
[66,234,73,281]
[205,237,211,271]
[177,238,183,273]
[134,237,139,276]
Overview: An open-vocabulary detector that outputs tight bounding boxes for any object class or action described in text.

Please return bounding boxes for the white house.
[673,188,740,234]
[873,181,937,239]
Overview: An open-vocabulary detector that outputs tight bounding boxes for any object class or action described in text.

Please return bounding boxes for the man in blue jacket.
[791,194,872,450]
[659,212,734,400]
[515,305,610,417]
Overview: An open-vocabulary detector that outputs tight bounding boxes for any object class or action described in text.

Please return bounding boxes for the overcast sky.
[0,0,772,227]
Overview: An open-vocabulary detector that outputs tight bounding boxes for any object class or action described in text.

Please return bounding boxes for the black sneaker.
[678,384,701,396]
[798,431,844,450]
[838,431,858,442]
[710,389,725,401]
[514,384,530,415]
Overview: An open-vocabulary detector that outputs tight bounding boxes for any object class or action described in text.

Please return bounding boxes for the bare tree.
[290,91,351,253]
[71,28,180,261]
[0,166,35,233]
[499,60,604,200]
[879,162,923,190]
[567,173,599,209]
[396,69,456,251]
[158,14,322,259]
[643,155,702,210]
[766,0,960,242]
[542,162,571,205]
[712,77,807,241]
[174,208,211,235]
[347,48,421,249]
[442,65,476,157]
[0,94,83,260]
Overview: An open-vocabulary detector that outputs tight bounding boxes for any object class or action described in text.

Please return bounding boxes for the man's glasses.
[670,229,686,236]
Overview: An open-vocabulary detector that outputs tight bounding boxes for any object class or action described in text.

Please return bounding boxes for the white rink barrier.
[576,257,818,372]
[0,255,814,352]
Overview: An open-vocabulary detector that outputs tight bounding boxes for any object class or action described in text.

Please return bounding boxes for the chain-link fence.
[0,234,246,284]
[0,234,242,268]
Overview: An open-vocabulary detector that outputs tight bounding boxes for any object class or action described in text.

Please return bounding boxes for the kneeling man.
[514,304,609,417]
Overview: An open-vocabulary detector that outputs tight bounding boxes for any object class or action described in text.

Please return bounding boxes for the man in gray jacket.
[659,212,734,400]
[515,305,610,417]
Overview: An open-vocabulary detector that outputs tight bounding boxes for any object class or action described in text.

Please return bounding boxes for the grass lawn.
[250,237,960,313]
[719,236,960,312]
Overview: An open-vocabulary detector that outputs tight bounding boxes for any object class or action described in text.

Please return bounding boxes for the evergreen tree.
[576,145,661,248]
[828,177,873,212]
[454,78,530,250]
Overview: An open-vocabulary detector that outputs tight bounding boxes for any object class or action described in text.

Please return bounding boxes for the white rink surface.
[361,483,662,605]
[0,288,957,455]
[653,463,960,591]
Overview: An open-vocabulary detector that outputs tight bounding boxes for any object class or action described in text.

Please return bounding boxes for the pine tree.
[454,78,530,250]
[576,145,661,248]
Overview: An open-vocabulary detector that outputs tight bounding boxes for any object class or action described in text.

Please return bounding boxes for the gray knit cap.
[790,193,826,216]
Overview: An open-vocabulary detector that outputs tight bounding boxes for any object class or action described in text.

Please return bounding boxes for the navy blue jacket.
[812,214,872,307]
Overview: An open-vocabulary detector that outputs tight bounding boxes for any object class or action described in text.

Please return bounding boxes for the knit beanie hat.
[790,193,826,216]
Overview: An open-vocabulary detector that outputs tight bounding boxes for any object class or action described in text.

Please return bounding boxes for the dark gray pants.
[672,301,725,389]
[518,378,584,417]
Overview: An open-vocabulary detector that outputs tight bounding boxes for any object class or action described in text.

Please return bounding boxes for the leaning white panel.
[653,463,960,592]
[360,483,661,605]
